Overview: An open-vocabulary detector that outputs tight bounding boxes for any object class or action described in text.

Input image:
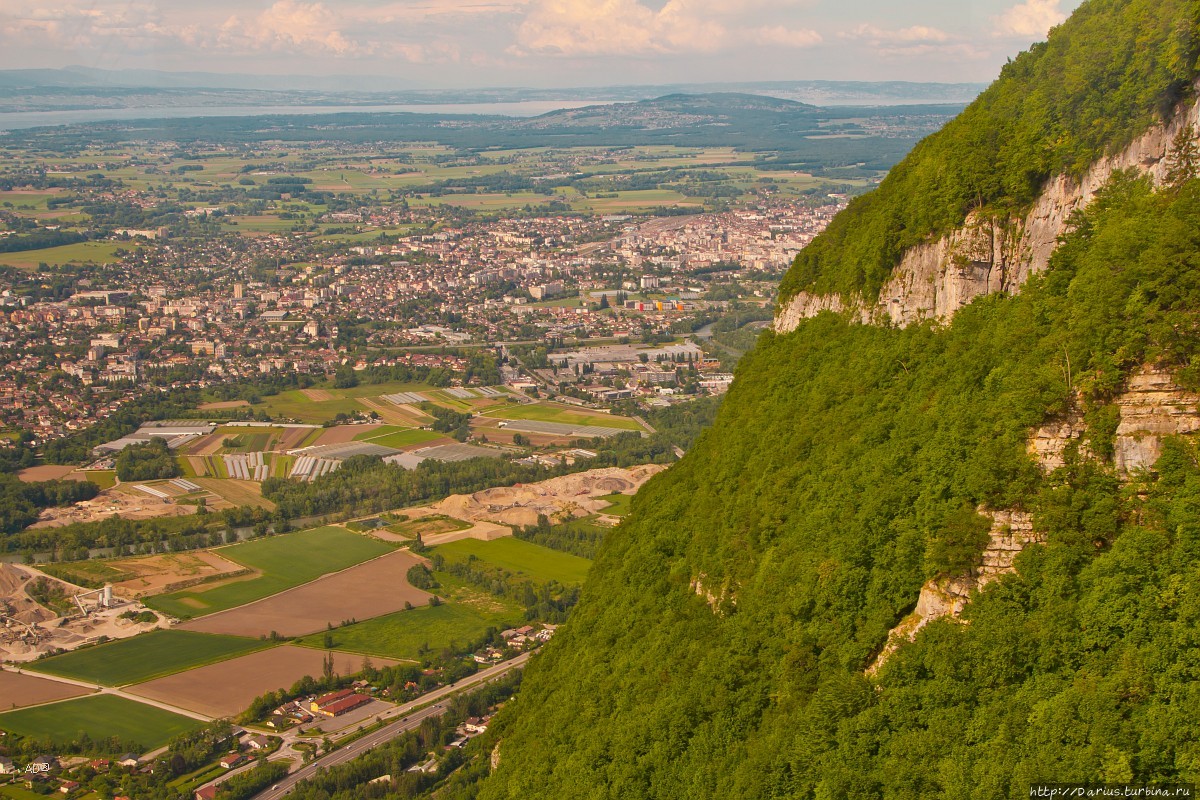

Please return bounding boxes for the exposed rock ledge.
[1029,366,1200,476]
[870,365,1200,674]
[867,510,1042,675]
[777,88,1200,333]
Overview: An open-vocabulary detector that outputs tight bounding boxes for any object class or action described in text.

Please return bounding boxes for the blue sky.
[0,0,1087,88]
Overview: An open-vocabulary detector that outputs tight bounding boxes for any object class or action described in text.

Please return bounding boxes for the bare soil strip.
[126,646,398,718]
[179,550,430,638]
[0,670,93,710]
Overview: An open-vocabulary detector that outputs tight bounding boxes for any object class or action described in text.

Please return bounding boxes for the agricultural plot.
[296,601,519,662]
[145,527,392,619]
[181,548,430,638]
[27,630,269,686]
[434,537,593,585]
[361,428,445,449]
[0,242,126,269]
[106,550,246,598]
[389,514,472,539]
[0,670,92,710]
[0,695,202,750]
[191,477,273,511]
[127,646,399,718]
[483,403,644,431]
[598,492,634,516]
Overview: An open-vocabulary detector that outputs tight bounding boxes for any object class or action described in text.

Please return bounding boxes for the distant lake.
[0,100,615,131]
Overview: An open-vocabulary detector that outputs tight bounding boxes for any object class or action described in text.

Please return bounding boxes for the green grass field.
[145,527,393,618]
[80,469,117,489]
[27,630,269,686]
[434,537,593,585]
[483,403,644,431]
[598,492,633,516]
[0,695,203,751]
[366,428,443,449]
[353,425,404,441]
[0,242,127,269]
[296,601,519,661]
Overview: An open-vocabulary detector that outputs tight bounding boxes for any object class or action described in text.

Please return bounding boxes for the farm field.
[106,550,247,598]
[193,477,274,511]
[360,428,445,449]
[483,403,644,430]
[434,537,593,585]
[145,527,393,619]
[0,695,203,750]
[598,492,634,516]
[180,548,430,638]
[296,600,519,662]
[0,670,92,710]
[127,645,399,718]
[27,630,269,686]
[0,242,127,269]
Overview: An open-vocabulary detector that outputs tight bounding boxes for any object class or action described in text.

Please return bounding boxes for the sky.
[0,0,1088,89]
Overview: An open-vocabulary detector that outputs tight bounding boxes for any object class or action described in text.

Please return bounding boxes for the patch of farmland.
[27,630,269,686]
[0,670,93,710]
[0,695,203,749]
[126,645,399,718]
[145,527,392,619]
[295,600,519,662]
[180,548,431,638]
[108,550,246,598]
[434,537,592,585]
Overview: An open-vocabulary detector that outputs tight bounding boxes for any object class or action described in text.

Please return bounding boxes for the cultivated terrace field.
[145,526,393,619]
[28,629,269,686]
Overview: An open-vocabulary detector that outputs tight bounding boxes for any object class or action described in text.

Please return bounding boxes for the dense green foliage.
[780,0,1200,304]
[114,438,182,482]
[515,515,610,559]
[462,171,1200,797]
[0,473,98,534]
[216,761,289,800]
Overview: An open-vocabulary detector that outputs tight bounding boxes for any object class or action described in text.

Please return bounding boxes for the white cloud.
[753,25,822,48]
[993,0,1065,38]
[511,0,819,57]
[842,23,949,45]
[222,1,357,55]
[512,0,723,56]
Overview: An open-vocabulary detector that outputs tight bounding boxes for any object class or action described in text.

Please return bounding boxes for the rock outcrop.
[868,510,1042,674]
[777,86,1200,332]
[1114,366,1200,473]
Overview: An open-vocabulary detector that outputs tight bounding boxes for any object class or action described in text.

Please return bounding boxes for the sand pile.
[428,465,666,527]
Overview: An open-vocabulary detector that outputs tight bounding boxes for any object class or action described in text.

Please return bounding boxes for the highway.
[250,652,531,800]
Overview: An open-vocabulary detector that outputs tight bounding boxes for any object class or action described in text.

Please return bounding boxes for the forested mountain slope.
[453,2,1200,797]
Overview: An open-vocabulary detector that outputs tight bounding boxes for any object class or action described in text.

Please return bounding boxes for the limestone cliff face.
[1114,366,1200,472]
[867,510,1042,675]
[776,87,1200,332]
[870,366,1200,673]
